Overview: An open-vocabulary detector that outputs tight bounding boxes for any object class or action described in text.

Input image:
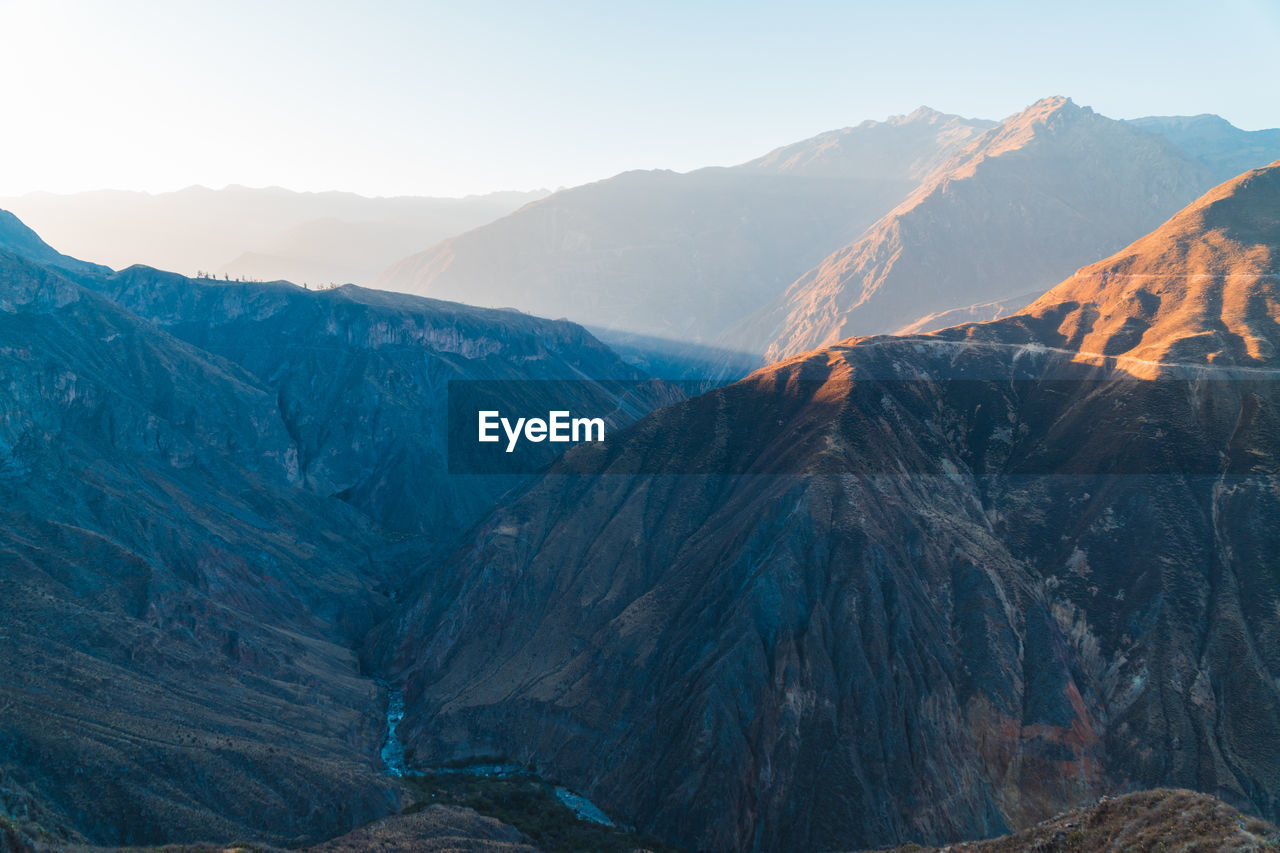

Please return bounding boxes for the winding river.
[378,684,614,827]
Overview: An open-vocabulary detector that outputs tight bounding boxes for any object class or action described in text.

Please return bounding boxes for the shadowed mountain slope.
[81,267,669,539]
[0,212,674,847]
[386,163,1280,851]
[0,251,400,846]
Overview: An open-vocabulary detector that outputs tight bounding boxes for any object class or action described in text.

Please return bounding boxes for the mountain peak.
[874,105,980,128]
[1025,94,1077,112]
[1004,160,1280,367]
[735,108,994,184]
[897,105,947,123]
[738,97,1226,364]
[996,95,1092,135]
[930,97,1114,177]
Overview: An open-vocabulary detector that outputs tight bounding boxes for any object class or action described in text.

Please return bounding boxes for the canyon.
[1,102,1279,853]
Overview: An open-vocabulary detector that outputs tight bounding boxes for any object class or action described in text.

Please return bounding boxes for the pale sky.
[1,0,1278,198]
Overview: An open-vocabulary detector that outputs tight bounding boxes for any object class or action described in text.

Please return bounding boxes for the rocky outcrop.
[304,805,536,853]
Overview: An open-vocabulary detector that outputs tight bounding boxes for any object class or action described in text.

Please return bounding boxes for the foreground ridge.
[859,789,1280,853]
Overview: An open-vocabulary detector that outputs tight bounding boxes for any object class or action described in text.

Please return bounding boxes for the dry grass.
[864,789,1280,852]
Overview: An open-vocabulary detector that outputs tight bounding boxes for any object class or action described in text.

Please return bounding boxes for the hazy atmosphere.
[5,3,1280,852]
[1,0,1277,197]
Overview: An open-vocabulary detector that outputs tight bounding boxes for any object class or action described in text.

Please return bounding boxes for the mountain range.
[374,108,994,348]
[16,101,1279,383]
[0,185,548,286]
[386,161,1280,851]
[0,212,669,846]
[731,96,1280,365]
[1,101,1279,853]
[376,99,1280,375]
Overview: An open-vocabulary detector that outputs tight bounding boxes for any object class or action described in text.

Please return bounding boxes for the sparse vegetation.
[862,789,1280,852]
[403,770,678,853]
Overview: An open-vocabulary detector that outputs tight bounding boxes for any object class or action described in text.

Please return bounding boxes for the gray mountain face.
[730,97,1277,365]
[80,267,666,540]
[386,164,1280,852]
[0,212,671,846]
[1127,113,1280,184]
[737,106,998,181]
[0,185,547,285]
[0,251,400,845]
[374,110,995,348]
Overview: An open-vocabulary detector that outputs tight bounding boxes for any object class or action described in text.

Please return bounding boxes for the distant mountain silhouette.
[0,185,547,285]
[376,101,1280,378]
[1127,113,1280,183]
[0,207,109,275]
[737,106,997,180]
[374,109,994,345]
